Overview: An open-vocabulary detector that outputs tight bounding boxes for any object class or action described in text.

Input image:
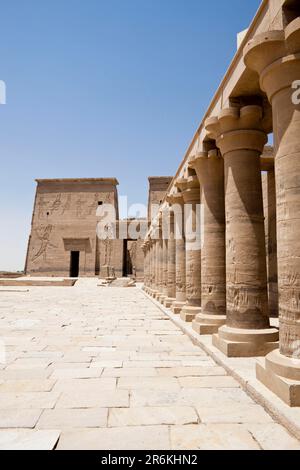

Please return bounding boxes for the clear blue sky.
[0,0,261,271]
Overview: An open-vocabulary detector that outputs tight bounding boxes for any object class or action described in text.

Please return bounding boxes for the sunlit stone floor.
[0,279,299,450]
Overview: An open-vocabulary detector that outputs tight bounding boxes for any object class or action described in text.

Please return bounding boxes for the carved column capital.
[189,149,222,184]
[175,176,200,204]
[167,192,184,207]
[244,18,300,103]
[205,105,268,157]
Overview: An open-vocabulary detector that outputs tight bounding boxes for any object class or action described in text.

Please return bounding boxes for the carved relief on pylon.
[31,225,57,262]
[76,194,86,218]
[37,196,48,219]
[103,238,113,266]
[49,194,62,214]
[62,194,72,214]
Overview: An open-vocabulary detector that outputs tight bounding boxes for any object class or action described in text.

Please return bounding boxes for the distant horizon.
[0,0,261,271]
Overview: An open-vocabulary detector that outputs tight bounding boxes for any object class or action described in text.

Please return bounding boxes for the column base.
[158,294,167,304]
[164,297,176,308]
[153,291,161,299]
[171,301,186,315]
[155,292,164,302]
[212,325,279,358]
[192,313,226,335]
[180,305,202,323]
[256,349,300,407]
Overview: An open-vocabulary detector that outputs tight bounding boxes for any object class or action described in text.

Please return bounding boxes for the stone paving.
[0,279,299,450]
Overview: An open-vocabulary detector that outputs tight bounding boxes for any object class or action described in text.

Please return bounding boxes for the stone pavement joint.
[0,279,299,450]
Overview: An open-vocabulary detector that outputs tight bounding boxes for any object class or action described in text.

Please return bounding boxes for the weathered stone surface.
[170,424,260,450]
[56,389,129,409]
[53,378,116,393]
[246,423,300,450]
[130,387,254,407]
[117,377,180,391]
[0,379,55,393]
[196,404,273,424]
[178,376,239,388]
[51,368,103,379]
[0,392,60,410]
[108,406,198,427]
[56,426,170,450]
[0,279,298,449]
[156,366,226,377]
[37,408,108,429]
[102,367,157,377]
[0,430,60,450]
[0,410,42,429]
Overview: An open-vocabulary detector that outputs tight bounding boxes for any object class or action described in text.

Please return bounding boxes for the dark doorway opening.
[70,251,80,277]
[122,240,133,277]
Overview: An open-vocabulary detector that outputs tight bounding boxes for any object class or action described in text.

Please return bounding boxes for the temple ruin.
[142,0,300,407]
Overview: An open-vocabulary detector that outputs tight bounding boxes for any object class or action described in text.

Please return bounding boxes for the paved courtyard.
[0,279,299,450]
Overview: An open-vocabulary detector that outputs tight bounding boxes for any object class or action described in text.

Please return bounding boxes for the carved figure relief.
[103,238,113,266]
[38,196,48,219]
[128,241,137,265]
[76,194,86,218]
[87,193,100,216]
[62,194,72,214]
[32,225,57,262]
[49,194,62,214]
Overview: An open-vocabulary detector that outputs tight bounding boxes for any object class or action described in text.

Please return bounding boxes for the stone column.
[151,238,157,296]
[244,19,300,405]
[158,208,169,304]
[146,240,152,294]
[146,241,151,293]
[155,215,164,301]
[153,238,160,298]
[177,176,202,323]
[164,203,176,308]
[171,193,187,314]
[189,149,227,334]
[262,166,278,318]
[205,105,278,357]
[142,242,148,292]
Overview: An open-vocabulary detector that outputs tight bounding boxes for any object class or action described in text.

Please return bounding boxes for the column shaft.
[190,150,226,335]
[171,194,186,314]
[178,177,202,323]
[206,105,278,357]
[244,20,300,404]
[164,210,176,307]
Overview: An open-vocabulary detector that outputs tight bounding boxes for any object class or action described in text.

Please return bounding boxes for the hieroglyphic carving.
[128,241,137,265]
[49,194,62,214]
[75,192,113,218]
[86,193,99,216]
[38,196,48,219]
[62,194,72,214]
[103,239,112,265]
[76,194,86,218]
[32,225,57,262]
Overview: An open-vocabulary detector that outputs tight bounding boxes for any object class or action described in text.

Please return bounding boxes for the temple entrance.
[122,240,133,277]
[70,251,80,277]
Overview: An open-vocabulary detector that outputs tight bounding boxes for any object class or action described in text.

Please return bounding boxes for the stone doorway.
[122,240,133,277]
[70,251,80,277]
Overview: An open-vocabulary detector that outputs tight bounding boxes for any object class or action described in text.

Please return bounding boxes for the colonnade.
[143,17,300,407]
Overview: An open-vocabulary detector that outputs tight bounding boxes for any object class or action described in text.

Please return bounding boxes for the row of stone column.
[143,18,300,407]
[144,128,278,359]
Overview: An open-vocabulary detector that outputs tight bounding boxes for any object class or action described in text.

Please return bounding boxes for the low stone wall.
[0,279,76,287]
